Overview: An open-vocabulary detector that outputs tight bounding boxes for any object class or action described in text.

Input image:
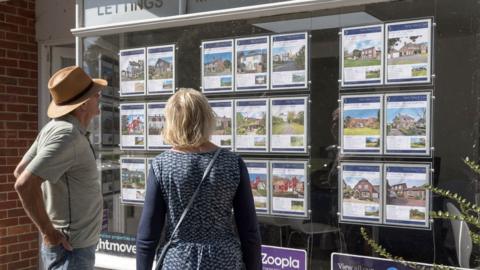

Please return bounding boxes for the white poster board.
[235,36,269,91]
[120,157,146,205]
[234,99,269,152]
[209,100,234,150]
[146,102,170,150]
[120,103,146,150]
[245,160,270,215]
[147,45,175,95]
[120,48,146,96]
[201,39,234,93]
[271,161,308,217]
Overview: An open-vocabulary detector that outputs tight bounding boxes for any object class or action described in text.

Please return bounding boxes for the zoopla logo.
[261,253,301,269]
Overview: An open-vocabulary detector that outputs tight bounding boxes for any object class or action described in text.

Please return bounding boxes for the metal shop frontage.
[71,0,480,269]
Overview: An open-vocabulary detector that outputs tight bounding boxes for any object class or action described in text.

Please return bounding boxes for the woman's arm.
[136,166,167,270]
[233,158,262,270]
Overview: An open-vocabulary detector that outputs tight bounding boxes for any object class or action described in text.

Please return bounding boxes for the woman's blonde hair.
[163,88,215,147]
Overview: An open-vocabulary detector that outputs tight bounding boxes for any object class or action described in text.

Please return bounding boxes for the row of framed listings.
[341,18,433,87]
[119,45,175,96]
[339,162,432,229]
[201,32,308,92]
[119,96,309,153]
[340,92,432,156]
[246,160,308,217]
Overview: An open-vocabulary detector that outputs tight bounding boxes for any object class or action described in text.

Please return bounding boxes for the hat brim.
[47,78,108,118]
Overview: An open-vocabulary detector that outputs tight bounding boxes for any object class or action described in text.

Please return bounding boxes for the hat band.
[56,81,94,105]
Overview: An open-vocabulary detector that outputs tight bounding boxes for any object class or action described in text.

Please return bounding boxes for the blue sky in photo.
[343,109,378,119]
[386,108,425,123]
[345,39,382,52]
[387,178,426,187]
[272,45,302,56]
[204,52,232,64]
[239,111,265,119]
[249,173,267,183]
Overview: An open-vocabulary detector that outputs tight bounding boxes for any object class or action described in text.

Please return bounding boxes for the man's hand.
[42,228,73,251]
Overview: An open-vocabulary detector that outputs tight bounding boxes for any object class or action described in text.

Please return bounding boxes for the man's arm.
[14,170,72,250]
[13,157,30,179]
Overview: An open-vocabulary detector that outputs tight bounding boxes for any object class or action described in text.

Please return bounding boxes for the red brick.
[0,253,19,263]
[0,113,17,121]
[17,8,34,19]
[0,58,18,67]
[29,70,37,79]
[0,22,18,33]
[0,31,5,39]
[7,242,29,253]
[0,5,17,15]
[18,131,36,138]
[0,76,17,85]
[18,113,35,121]
[0,13,4,22]
[6,85,30,95]
[0,49,5,57]
[0,164,15,173]
[7,260,30,270]
[17,96,35,104]
[0,182,14,191]
[5,15,27,26]
[0,131,17,139]
[0,217,18,227]
[17,232,36,242]
[18,217,32,225]
[7,191,18,200]
[0,235,17,245]
[6,50,31,60]
[27,122,37,130]
[6,67,28,77]
[18,78,36,87]
[6,104,27,112]
[5,139,27,147]
[7,224,29,235]
[5,32,26,42]
[7,209,25,220]
[29,240,38,250]
[27,105,36,113]
[6,0,28,9]
[18,43,36,52]
[0,148,18,156]
[18,60,35,70]
[21,249,36,259]
[0,210,6,219]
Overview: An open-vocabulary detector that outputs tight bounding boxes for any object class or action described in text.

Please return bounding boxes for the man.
[14,66,107,269]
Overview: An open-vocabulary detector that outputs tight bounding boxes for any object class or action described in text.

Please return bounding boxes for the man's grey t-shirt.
[24,114,102,249]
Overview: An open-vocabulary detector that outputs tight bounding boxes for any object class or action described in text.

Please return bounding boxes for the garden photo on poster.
[234,99,268,152]
[340,163,382,223]
[147,102,170,150]
[120,48,145,96]
[384,164,430,227]
[209,100,233,149]
[245,160,269,214]
[271,32,308,89]
[147,45,175,94]
[120,158,146,204]
[235,36,269,91]
[271,161,307,216]
[202,40,234,92]
[120,103,146,150]
[385,93,430,155]
[270,97,307,152]
[341,95,383,154]
[341,25,383,86]
[386,19,432,84]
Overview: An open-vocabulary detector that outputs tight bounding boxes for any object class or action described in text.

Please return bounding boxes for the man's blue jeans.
[40,243,96,270]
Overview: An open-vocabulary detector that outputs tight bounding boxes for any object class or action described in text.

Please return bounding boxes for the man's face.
[83,92,101,117]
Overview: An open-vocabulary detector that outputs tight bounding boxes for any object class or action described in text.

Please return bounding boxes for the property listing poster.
[340,163,382,223]
[270,97,308,153]
[384,164,430,227]
[147,45,175,95]
[202,39,234,92]
[341,95,383,155]
[271,161,308,217]
[245,160,269,214]
[101,103,114,146]
[209,100,233,149]
[235,36,269,91]
[385,19,432,84]
[341,25,384,87]
[120,158,146,204]
[146,102,170,150]
[120,48,145,96]
[271,32,308,90]
[234,99,268,152]
[120,103,146,150]
[385,92,431,155]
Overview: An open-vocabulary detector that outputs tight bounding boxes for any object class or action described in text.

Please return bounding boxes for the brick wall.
[0,1,39,269]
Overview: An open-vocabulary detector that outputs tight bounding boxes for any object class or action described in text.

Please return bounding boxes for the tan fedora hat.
[47,66,107,118]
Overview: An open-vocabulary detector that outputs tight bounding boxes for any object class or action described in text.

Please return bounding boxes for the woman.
[136,89,262,270]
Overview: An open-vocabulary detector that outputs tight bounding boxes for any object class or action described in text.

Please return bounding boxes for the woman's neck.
[171,141,218,153]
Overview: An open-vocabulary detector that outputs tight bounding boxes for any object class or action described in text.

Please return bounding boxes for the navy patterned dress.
[136,149,262,270]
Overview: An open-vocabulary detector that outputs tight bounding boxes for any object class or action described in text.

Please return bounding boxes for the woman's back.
[150,148,245,269]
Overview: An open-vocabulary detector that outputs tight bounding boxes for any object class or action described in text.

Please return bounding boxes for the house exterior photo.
[360,47,381,60]
[405,187,426,200]
[399,42,428,57]
[205,59,227,73]
[154,58,172,73]
[353,179,379,200]
[345,117,378,129]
